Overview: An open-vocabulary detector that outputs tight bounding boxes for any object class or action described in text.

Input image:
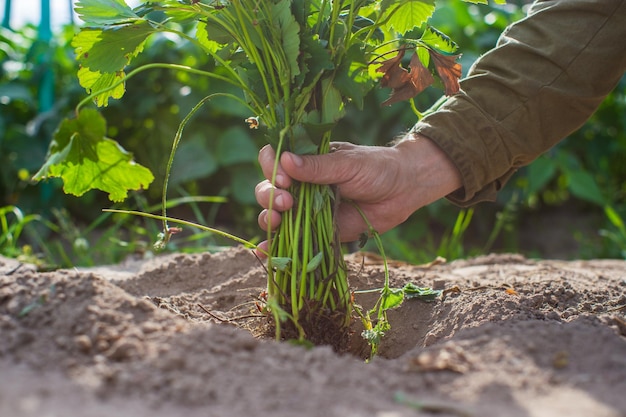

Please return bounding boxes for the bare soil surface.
[1,246,625,417]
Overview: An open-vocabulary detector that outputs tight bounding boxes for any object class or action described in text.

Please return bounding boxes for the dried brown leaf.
[377,50,434,106]
[430,51,462,96]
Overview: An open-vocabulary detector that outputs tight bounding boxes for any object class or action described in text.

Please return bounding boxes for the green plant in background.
[32,0,485,347]
[6,0,623,269]
[0,205,55,263]
[600,205,626,259]
[511,73,626,259]
[0,24,81,213]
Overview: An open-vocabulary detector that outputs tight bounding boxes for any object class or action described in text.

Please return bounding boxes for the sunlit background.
[1,0,625,266]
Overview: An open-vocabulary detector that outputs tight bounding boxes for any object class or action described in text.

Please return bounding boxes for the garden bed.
[1,246,625,417]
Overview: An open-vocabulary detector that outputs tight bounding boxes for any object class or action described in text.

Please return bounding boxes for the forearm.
[412,0,626,206]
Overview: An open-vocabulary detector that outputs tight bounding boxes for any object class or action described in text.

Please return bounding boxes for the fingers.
[254,180,293,211]
[258,145,291,188]
[257,208,282,231]
[279,142,356,185]
[259,142,356,186]
[254,240,270,259]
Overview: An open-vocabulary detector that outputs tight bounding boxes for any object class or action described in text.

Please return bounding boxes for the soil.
[1,246,625,417]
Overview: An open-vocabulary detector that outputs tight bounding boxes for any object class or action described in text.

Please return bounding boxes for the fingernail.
[289,153,303,167]
[275,194,285,208]
[275,174,285,186]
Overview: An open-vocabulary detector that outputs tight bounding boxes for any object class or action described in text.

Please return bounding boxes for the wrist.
[393,133,463,210]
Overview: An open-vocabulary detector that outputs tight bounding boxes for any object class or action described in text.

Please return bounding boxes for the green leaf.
[320,76,344,124]
[305,252,324,272]
[216,126,258,165]
[417,46,430,67]
[566,170,606,206]
[159,1,199,22]
[77,67,126,107]
[381,287,404,310]
[266,297,290,322]
[272,0,301,80]
[169,136,218,186]
[202,16,234,45]
[350,15,384,43]
[300,114,334,149]
[420,26,458,55]
[333,44,372,110]
[229,166,261,204]
[73,22,155,74]
[270,257,292,271]
[33,109,154,202]
[74,0,139,25]
[402,283,442,301]
[462,0,506,4]
[382,0,435,35]
[527,156,557,195]
[196,21,221,53]
[299,35,334,86]
[604,206,625,231]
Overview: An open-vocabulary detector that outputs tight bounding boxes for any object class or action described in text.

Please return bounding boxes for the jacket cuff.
[411,93,518,207]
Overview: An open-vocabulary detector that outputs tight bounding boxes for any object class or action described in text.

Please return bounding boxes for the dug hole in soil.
[1,246,625,417]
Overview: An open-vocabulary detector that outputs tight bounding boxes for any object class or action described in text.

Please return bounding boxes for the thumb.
[280,150,351,185]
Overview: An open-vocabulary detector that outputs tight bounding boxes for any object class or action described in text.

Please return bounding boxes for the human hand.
[254,134,462,254]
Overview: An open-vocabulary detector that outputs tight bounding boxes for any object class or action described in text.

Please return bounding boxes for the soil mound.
[1,247,625,417]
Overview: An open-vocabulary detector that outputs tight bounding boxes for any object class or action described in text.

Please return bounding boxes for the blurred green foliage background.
[1,0,625,267]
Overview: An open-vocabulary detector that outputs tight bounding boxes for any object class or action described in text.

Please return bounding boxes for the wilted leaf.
[377,49,434,106]
[430,50,462,96]
[33,109,154,202]
[403,283,442,301]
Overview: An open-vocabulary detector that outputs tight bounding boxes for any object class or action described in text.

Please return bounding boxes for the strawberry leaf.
[196,21,220,54]
[33,109,154,202]
[272,0,301,80]
[402,283,441,301]
[73,22,155,74]
[74,0,139,26]
[462,0,506,4]
[72,22,155,106]
[381,0,435,35]
[421,26,458,55]
[77,67,126,107]
[381,287,404,310]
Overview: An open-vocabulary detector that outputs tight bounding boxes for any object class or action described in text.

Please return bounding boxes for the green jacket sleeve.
[411,0,626,206]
